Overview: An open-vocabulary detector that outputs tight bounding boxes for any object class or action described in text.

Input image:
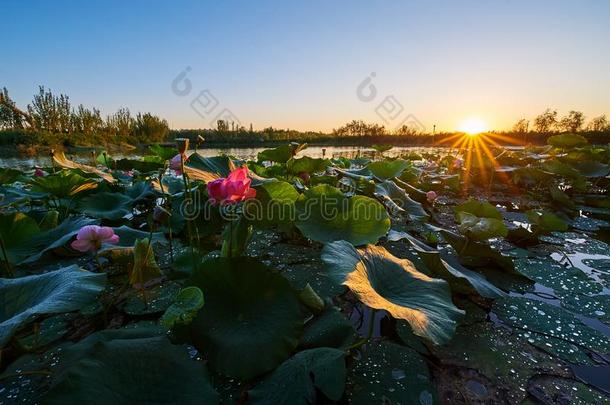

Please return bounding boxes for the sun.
[458,117,488,135]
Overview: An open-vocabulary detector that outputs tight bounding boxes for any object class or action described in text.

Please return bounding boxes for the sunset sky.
[1,0,609,132]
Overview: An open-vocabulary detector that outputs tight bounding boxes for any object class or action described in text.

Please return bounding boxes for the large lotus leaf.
[392,231,504,298]
[160,286,204,328]
[441,229,516,273]
[457,212,508,241]
[547,133,588,148]
[286,156,331,174]
[188,257,304,379]
[258,143,306,163]
[21,216,98,263]
[374,180,428,221]
[111,225,166,247]
[527,377,610,405]
[526,210,568,233]
[186,153,233,177]
[114,158,165,172]
[30,170,98,198]
[347,341,436,405]
[125,181,156,203]
[295,185,390,246]
[149,143,178,160]
[0,212,40,264]
[321,241,463,344]
[248,348,346,404]
[493,297,610,364]
[366,159,410,180]
[0,185,50,205]
[77,192,133,220]
[299,305,357,350]
[0,168,24,185]
[244,181,299,230]
[0,265,106,346]
[454,198,502,219]
[542,160,586,191]
[43,336,218,404]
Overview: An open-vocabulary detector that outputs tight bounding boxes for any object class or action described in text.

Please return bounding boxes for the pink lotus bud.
[207,166,257,205]
[34,168,45,177]
[71,225,119,253]
[426,190,437,203]
[170,154,184,175]
[452,158,463,169]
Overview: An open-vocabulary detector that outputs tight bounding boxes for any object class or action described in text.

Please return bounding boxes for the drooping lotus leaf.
[347,341,436,405]
[526,210,568,233]
[129,238,162,287]
[0,185,50,205]
[374,180,429,221]
[111,225,166,247]
[125,181,156,203]
[30,170,98,198]
[149,143,178,160]
[366,159,410,180]
[188,257,304,379]
[43,336,219,404]
[286,156,331,174]
[393,231,504,298]
[0,212,40,264]
[0,168,24,184]
[160,286,204,328]
[295,185,390,246]
[321,241,463,344]
[77,191,133,220]
[299,305,357,350]
[572,161,610,178]
[456,212,508,240]
[547,133,588,149]
[243,180,299,230]
[454,198,503,219]
[542,160,587,191]
[248,348,346,404]
[121,282,181,316]
[186,153,234,177]
[441,229,516,273]
[114,158,165,172]
[0,265,107,346]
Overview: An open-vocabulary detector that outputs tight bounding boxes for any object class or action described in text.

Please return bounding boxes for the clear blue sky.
[1,0,609,132]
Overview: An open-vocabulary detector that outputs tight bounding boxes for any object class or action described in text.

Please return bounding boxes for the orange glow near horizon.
[458,117,489,135]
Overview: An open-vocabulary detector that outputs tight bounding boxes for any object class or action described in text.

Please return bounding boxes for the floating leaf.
[547,133,588,149]
[30,170,98,198]
[374,180,429,221]
[249,348,346,404]
[188,257,304,379]
[258,143,306,163]
[454,198,502,219]
[77,192,133,220]
[295,185,390,246]
[367,159,410,180]
[457,212,508,241]
[526,210,568,233]
[160,286,204,328]
[299,305,357,350]
[244,181,298,230]
[0,265,106,346]
[321,241,463,344]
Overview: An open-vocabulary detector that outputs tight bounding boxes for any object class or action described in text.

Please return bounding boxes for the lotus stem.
[0,236,14,278]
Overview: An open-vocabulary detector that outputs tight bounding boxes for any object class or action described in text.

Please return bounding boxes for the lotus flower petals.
[426,190,437,203]
[206,166,256,205]
[34,168,45,177]
[170,154,184,174]
[71,225,119,253]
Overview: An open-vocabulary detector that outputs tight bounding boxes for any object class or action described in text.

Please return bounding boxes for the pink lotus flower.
[34,168,45,177]
[207,166,256,205]
[170,154,184,175]
[71,225,119,253]
[452,158,463,169]
[426,190,437,203]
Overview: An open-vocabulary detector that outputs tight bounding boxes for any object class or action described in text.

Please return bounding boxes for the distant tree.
[71,104,104,134]
[106,107,133,137]
[132,113,169,143]
[558,110,585,132]
[395,124,420,136]
[512,118,529,133]
[27,86,72,132]
[586,115,609,132]
[0,87,26,129]
[217,119,228,132]
[333,120,386,137]
[533,109,557,133]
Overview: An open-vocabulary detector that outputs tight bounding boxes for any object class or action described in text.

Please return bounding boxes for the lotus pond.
[1,135,610,404]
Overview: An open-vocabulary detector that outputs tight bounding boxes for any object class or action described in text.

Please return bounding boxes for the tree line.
[0,86,169,147]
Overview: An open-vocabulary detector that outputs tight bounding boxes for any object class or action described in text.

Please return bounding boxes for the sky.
[1,0,609,132]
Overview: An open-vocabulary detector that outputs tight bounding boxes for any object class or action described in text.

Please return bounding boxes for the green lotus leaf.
[0,185,50,205]
[160,286,204,328]
[149,143,178,160]
[0,168,24,185]
[188,257,304,379]
[112,225,166,247]
[125,181,156,203]
[393,231,504,298]
[572,161,610,178]
[366,159,410,180]
[130,238,162,287]
[526,210,568,233]
[457,212,508,240]
[547,133,588,149]
[0,265,106,346]
[43,336,218,404]
[347,341,436,405]
[30,170,98,198]
[454,198,503,219]
[295,185,390,246]
[248,348,346,404]
[244,181,299,230]
[374,180,429,221]
[187,153,233,177]
[77,192,133,220]
[299,305,357,350]
[542,160,586,191]
[440,229,516,273]
[371,144,393,153]
[321,241,463,344]
[0,212,40,264]
[258,143,306,163]
[286,156,331,174]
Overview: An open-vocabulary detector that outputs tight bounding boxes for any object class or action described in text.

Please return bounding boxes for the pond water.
[0,145,456,169]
